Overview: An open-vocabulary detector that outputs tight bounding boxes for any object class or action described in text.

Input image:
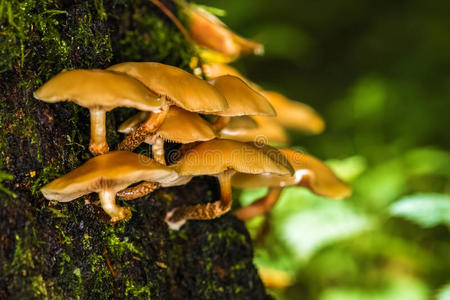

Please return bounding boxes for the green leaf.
[389,193,450,227]
[279,199,373,260]
[437,282,450,300]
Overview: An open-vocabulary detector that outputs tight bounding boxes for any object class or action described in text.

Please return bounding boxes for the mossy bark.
[0,1,271,299]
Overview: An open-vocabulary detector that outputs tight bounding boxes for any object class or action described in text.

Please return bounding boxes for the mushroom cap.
[181,1,263,57]
[119,107,216,144]
[224,116,258,130]
[108,62,228,113]
[262,91,325,134]
[220,116,288,145]
[202,63,246,80]
[208,75,276,117]
[41,151,178,202]
[231,149,351,199]
[34,69,163,112]
[173,139,294,177]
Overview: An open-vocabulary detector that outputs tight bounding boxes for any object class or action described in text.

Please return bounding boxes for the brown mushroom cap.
[34,69,162,111]
[262,91,325,134]
[173,139,294,177]
[202,63,247,80]
[41,151,178,202]
[108,62,228,113]
[208,75,276,117]
[220,116,288,145]
[119,107,216,144]
[179,1,263,57]
[231,149,351,199]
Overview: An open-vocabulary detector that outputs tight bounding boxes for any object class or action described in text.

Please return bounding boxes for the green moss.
[124,276,153,298]
[119,8,195,69]
[0,170,15,198]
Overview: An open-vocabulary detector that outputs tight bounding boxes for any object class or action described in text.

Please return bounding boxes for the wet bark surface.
[0,1,271,299]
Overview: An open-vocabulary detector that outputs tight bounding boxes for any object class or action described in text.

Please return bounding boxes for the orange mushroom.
[107,62,228,151]
[118,106,216,165]
[233,149,351,221]
[208,75,276,131]
[262,91,325,134]
[41,151,178,222]
[176,0,263,62]
[33,69,163,155]
[164,139,294,230]
[220,116,288,146]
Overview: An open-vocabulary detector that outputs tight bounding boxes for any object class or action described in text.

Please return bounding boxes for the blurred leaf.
[404,147,450,177]
[326,155,368,182]
[350,77,388,120]
[253,23,310,60]
[238,187,268,206]
[355,159,406,209]
[319,276,429,300]
[279,199,373,260]
[389,193,450,228]
[437,282,450,300]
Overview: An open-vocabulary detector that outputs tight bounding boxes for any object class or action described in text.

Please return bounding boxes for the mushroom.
[220,116,288,146]
[41,151,178,222]
[261,91,325,134]
[208,75,276,131]
[164,139,294,230]
[107,62,228,151]
[232,149,351,221]
[175,0,263,62]
[33,69,163,155]
[114,106,216,201]
[118,106,216,165]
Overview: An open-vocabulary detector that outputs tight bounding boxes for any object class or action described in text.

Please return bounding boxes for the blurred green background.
[196,0,449,299]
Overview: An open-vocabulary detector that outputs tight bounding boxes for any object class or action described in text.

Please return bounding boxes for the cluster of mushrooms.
[37,1,351,231]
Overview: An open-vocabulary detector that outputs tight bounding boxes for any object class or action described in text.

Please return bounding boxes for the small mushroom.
[262,91,325,134]
[33,69,163,155]
[208,75,276,131]
[220,116,288,145]
[116,107,216,200]
[233,149,351,221]
[118,106,217,165]
[164,139,294,230]
[176,0,263,62]
[41,151,178,222]
[108,62,228,151]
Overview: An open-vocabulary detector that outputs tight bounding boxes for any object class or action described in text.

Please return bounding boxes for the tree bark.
[0,1,271,299]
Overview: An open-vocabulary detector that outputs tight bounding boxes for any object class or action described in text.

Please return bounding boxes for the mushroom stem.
[99,190,131,222]
[164,170,235,230]
[212,116,231,132]
[234,187,283,222]
[118,100,169,151]
[152,136,166,165]
[89,107,108,155]
[117,182,161,200]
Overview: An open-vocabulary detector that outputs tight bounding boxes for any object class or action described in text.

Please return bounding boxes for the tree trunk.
[0,1,271,299]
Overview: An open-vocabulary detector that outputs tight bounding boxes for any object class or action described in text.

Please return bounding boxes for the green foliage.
[389,194,450,228]
[205,0,450,298]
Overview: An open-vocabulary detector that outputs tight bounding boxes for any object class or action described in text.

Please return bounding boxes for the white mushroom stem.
[211,116,231,132]
[99,190,131,222]
[165,170,235,229]
[234,187,283,222]
[118,99,169,151]
[152,136,166,165]
[89,107,108,155]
